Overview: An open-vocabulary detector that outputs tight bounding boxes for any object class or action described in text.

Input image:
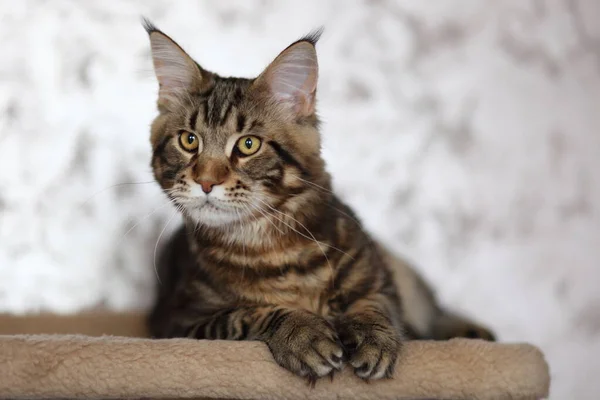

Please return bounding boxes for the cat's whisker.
[232,206,248,263]
[242,202,261,227]
[122,199,177,239]
[234,205,247,261]
[248,203,286,236]
[232,207,242,243]
[255,198,355,261]
[251,201,334,276]
[245,204,287,276]
[82,180,157,205]
[290,174,333,194]
[240,202,265,247]
[288,174,363,227]
[190,209,203,236]
[153,208,180,286]
[253,199,336,276]
[248,204,283,236]
[326,205,361,227]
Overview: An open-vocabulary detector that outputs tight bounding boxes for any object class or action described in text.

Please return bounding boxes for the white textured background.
[0,1,599,398]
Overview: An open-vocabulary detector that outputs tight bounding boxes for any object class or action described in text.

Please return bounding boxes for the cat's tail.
[379,244,495,341]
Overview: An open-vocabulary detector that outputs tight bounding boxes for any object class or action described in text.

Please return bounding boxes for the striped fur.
[144,22,495,383]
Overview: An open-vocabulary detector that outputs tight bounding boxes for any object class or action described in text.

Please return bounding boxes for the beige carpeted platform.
[0,312,550,399]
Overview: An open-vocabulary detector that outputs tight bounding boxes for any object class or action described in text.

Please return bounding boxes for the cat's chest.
[237,268,333,315]
[199,241,336,315]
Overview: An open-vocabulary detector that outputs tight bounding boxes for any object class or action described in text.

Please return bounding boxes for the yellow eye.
[179,131,199,152]
[236,135,262,156]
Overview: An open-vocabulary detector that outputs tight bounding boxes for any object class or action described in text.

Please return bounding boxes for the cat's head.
[144,20,329,228]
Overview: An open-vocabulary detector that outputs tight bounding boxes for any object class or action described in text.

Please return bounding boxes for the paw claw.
[267,312,345,382]
[384,365,394,379]
[337,318,401,381]
[306,375,318,388]
[328,370,336,382]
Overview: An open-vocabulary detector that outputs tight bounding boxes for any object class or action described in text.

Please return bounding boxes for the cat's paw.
[266,311,344,383]
[337,318,401,380]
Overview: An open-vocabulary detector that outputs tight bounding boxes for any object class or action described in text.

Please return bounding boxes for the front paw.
[266,311,344,383]
[337,317,401,380]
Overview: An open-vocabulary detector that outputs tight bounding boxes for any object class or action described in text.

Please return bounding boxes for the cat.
[143,19,495,383]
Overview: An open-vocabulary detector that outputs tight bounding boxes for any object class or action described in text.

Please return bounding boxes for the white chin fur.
[185,202,242,228]
[175,184,248,228]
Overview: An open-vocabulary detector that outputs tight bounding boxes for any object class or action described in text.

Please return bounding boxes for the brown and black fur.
[143,20,494,383]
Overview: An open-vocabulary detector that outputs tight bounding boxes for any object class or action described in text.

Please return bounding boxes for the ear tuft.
[296,27,324,47]
[141,17,158,35]
[143,19,205,109]
[257,29,322,117]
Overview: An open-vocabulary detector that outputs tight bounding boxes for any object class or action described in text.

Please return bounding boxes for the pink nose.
[197,180,222,194]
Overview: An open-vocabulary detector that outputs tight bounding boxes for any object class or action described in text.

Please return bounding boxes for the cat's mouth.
[170,188,258,227]
[202,200,229,213]
[204,196,237,210]
[178,195,228,210]
[179,196,248,228]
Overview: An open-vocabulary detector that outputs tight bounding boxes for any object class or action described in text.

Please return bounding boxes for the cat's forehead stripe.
[248,120,263,131]
[188,109,199,131]
[236,114,246,133]
[197,78,251,129]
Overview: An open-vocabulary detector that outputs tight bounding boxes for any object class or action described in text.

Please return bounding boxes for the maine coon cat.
[144,20,495,382]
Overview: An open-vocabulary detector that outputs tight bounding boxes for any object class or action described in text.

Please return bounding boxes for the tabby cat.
[144,20,495,382]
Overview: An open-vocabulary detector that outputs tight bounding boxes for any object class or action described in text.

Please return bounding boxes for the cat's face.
[145,21,326,228]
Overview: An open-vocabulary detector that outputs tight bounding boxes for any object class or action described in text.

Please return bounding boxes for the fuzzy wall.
[0,1,599,398]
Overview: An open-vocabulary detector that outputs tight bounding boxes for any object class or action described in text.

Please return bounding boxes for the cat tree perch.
[0,312,550,400]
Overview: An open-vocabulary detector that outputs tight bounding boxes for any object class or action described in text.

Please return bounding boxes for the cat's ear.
[143,19,207,109]
[255,29,322,117]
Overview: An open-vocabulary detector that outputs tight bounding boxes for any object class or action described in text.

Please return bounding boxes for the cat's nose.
[197,180,223,194]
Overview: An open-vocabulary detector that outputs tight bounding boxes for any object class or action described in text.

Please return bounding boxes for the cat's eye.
[179,131,199,152]
[236,135,262,156]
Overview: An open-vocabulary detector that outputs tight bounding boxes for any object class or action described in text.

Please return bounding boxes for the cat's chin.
[184,202,245,228]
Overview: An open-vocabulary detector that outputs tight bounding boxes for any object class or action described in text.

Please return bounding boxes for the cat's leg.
[335,293,403,380]
[184,305,345,382]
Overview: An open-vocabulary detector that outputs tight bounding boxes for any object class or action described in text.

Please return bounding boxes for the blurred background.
[0,0,599,398]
